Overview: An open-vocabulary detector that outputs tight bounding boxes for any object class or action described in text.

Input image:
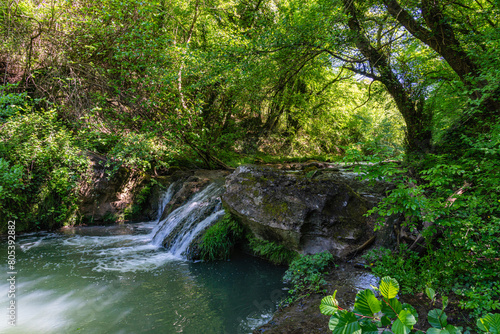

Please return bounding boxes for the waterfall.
[155,183,177,222]
[151,181,225,258]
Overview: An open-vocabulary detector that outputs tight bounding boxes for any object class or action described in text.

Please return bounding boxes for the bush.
[0,108,89,232]
[345,132,500,319]
[320,276,500,334]
[283,251,335,304]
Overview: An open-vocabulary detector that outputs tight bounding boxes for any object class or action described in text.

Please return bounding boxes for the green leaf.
[428,309,448,329]
[445,324,461,334]
[320,291,339,316]
[353,289,381,316]
[381,315,392,327]
[477,313,500,333]
[428,329,450,334]
[428,327,458,334]
[392,309,416,334]
[360,321,379,334]
[442,296,449,310]
[426,287,436,301]
[380,277,400,300]
[402,303,419,322]
[328,310,362,334]
[381,298,403,318]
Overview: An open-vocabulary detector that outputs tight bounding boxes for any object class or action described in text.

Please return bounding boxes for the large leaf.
[477,313,500,333]
[381,297,403,318]
[380,277,400,300]
[445,324,461,334]
[392,309,416,334]
[427,329,450,334]
[428,309,448,329]
[329,310,362,334]
[353,289,381,316]
[402,303,419,322]
[320,291,339,316]
[359,321,379,334]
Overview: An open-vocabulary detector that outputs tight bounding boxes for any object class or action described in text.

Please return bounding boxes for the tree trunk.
[383,0,500,144]
[342,0,433,155]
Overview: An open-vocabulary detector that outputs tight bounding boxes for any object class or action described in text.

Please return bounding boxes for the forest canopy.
[1,0,499,321]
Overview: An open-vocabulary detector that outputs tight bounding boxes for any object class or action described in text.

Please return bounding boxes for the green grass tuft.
[247,235,299,265]
[198,214,244,261]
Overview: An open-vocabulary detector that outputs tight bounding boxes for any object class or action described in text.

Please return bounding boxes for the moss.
[263,200,288,217]
[123,180,154,220]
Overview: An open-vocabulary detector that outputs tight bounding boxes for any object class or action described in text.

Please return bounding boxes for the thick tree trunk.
[342,0,433,155]
[383,0,477,84]
[383,0,500,141]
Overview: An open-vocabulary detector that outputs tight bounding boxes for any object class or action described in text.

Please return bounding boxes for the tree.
[381,0,500,149]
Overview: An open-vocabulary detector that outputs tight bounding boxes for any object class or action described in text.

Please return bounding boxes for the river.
[0,221,286,333]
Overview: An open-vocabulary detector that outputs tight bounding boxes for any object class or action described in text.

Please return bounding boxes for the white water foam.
[151,183,225,252]
[0,276,134,334]
[155,182,177,221]
[170,208,225,257]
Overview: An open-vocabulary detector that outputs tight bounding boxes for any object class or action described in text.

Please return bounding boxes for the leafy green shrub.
[247,235,299,265]
[344,131,500,318]
[0,88,30,121]
[283,251,335,304]
[123,183,153,220]
[363,245,424,295]
[320,276,500,334]
[0,109,89,232]
[198,214,244,261]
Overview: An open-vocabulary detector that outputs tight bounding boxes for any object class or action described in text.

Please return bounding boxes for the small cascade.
[155,183,176,222]
[151,182,225,258]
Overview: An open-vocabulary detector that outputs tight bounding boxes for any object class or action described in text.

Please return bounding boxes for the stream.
[0,221,287,333]
[1,179,380,333]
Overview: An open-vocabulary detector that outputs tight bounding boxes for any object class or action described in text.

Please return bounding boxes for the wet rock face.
[222,165,386,259]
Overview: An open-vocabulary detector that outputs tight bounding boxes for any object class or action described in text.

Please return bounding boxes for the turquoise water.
[0,222,286,333]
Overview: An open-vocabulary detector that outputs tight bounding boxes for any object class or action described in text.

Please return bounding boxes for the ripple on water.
[1,224,287,334]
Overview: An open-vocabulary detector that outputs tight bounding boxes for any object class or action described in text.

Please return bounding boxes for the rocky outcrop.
[222,165,394,259]
[78,154,149,223]
[78,152,230,225]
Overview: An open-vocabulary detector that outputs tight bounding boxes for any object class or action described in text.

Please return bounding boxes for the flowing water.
[1,181,379,333]
[0,183,287,334]
[151,182,226,255]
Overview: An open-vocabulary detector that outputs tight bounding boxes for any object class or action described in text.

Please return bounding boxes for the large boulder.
[222,165,392,258]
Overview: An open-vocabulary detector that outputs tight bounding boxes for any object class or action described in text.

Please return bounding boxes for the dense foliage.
[348,130,500,318]
[283,251,335,304]
[319,276,500,334]
[0,92,89,232]
[1,0,498,323]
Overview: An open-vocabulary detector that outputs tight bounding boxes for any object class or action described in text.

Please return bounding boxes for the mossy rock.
[222,165,390,259]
